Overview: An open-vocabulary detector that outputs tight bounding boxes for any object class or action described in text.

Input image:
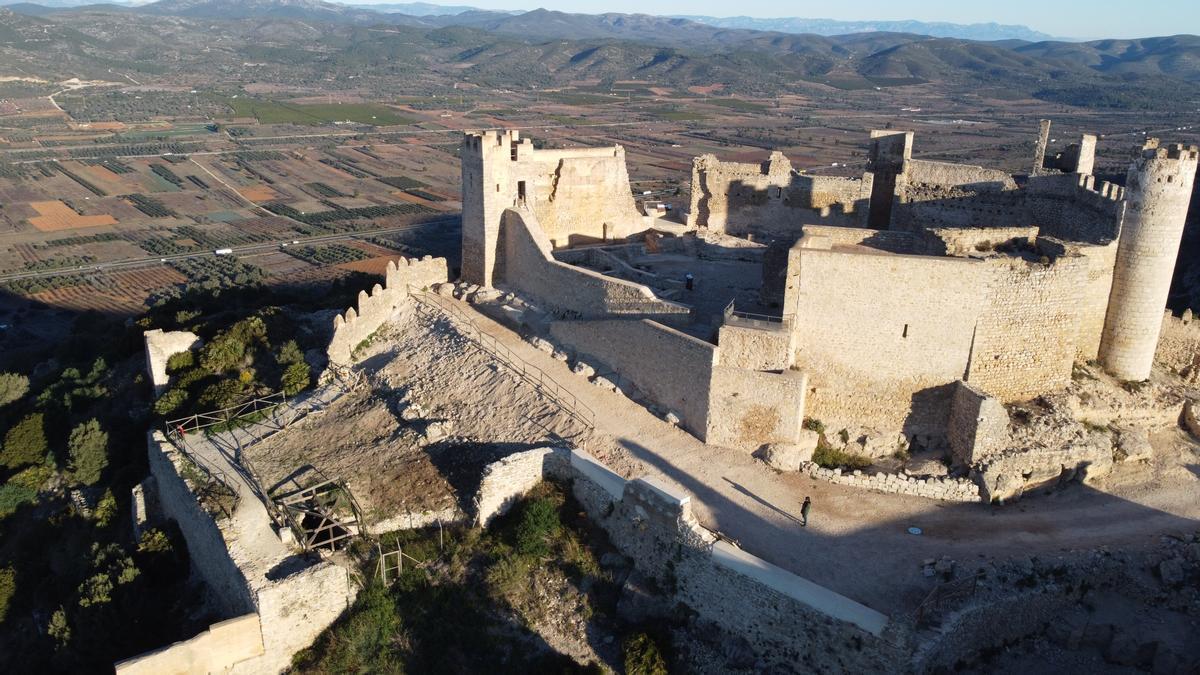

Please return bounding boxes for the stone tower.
[461,129,519,287]
[1100,140,1200,380]
[866,130,913,228]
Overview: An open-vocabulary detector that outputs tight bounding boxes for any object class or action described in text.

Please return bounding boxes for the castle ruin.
[461,125,1199,461]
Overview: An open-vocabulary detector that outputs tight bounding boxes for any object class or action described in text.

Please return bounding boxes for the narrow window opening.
[517,180,527,202]
[902,324,909,338]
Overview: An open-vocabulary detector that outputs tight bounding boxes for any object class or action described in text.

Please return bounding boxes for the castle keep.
[461,125,1199,455]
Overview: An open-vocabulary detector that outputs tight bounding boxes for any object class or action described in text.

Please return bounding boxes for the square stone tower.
[461,130,522,287]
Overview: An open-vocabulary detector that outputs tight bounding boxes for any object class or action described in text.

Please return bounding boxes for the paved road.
[0,217,458,283]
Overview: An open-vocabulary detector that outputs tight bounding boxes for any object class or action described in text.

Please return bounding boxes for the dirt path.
[418,297,1200,617]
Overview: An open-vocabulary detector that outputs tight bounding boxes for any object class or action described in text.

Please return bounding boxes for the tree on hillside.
[0,372,29,408]
[1,413,48,470]
[68,419,109,486]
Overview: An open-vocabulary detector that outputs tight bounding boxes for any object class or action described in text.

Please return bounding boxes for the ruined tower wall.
[1023,173,1126,244]
[1101,143,1200,380]
[687,152,871,236]
[461,130,643,287]
[500,208,689,320]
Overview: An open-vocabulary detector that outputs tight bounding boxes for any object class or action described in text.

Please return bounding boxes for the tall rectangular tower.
[460,130,518,287]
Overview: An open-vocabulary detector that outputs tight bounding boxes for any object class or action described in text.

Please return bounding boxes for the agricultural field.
[217,97,415,126]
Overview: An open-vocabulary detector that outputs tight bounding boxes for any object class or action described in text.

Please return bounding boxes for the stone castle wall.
[327,256,449,365]
[474,447,900,672]
[501,208,690,320]
[946,381,1010,467]
[789,239,986,434]
[1101,143,1200,381]
[707,366,807,450]
[460,130,645,285]
[143,432,357,674]
[147,431,256,617]
[687,152,872,236]
[965,253,1090,401]
[549,318,717,437]
[115,614,264,675]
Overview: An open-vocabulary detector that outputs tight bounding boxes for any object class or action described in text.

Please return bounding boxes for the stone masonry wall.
[501,208,690,320]
[327,256,449,365]
[707,366,807,450]
[115,614,264,675]
[966,253,1089,401]
[144,432,357,675]
[801,463,981,503]
[790,241,986,434]
[549,318,717,437]
[947,381,1010,467]
[147,431,255,617]
[716,323,794,371]
[477,447,902,672]
[687,152,872,236]
[144,329,201,395]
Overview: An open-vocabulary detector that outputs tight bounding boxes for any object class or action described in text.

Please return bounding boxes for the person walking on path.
[801,496,812,527]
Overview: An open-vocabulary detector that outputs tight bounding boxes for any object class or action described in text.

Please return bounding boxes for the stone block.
[1117,427,1153,462]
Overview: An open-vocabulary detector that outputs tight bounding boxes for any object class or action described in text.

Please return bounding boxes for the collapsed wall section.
[688,152,872,236]
[144,329,201,395]
[326,256,449,365]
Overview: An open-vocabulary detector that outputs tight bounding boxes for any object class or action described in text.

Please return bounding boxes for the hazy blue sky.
[352,1,1200,39]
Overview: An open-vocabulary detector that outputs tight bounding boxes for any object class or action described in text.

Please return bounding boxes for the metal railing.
[163,427,239,519]
[166,392,288,436]
[409,289,596,432]
[722,300,792,331]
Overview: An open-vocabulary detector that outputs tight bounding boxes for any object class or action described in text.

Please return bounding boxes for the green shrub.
[281,361,311,396]
[624,632,668,675]
[515,497,561,558]
[1,413,48,470]
[197,379,243,410]
[0,483,37,517]
[153,387,189,416]
[48,607,70,647]
[94,490,118,527]
[802,417,825,434]
[9,464,52,490]
[292,583,401,672]
[0,372,29,407]
[0,566,14,623]
[165,351,194,373]
[277,340,304,365]
[812,444,872,471]
[68,419,109,485]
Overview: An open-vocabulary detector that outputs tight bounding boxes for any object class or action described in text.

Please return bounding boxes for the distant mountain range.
[2,0,1199,110]
[0,0,1064,41]
[676,16,1058,42]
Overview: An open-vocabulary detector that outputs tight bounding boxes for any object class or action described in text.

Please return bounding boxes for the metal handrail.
[166,392,288,436]
[408,289,596,432]
[723,300,793,326]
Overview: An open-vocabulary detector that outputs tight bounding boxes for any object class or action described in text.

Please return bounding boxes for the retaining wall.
[475,447,902,671]
[801,463,981,503]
